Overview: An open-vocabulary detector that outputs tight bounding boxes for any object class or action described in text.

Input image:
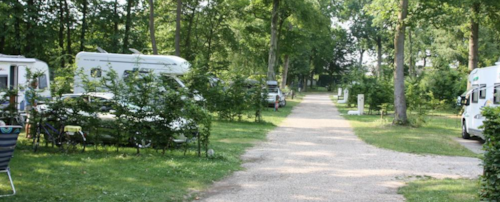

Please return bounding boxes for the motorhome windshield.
[268,88,278,93]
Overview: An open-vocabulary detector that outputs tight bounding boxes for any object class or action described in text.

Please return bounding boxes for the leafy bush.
[45,68,213,156]
[480,106,500,200]
[184,70,268,122]
[347,77,393,113]
[420,68,467,109]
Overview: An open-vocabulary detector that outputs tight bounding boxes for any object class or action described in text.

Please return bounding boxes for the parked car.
[266,81,286,107]
[56,92,196,146]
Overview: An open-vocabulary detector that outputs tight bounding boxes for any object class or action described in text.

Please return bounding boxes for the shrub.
[480,106,500,200]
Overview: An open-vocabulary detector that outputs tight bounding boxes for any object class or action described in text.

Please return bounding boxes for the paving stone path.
[201,94,482,202]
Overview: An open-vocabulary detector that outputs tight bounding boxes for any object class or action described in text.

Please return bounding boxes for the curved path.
[201,94,482,202]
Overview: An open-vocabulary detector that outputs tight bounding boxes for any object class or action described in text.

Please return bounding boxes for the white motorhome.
[0,54,51,110]
[74,51,191,93]
[460,62,500,139]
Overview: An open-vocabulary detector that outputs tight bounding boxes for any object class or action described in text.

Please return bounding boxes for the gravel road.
[200,94,482,202]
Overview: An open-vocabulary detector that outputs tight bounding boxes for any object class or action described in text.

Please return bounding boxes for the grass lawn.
[330,95,481,201]
[0,96,303,201]
[398,178,479,202]
[332,97,478,158]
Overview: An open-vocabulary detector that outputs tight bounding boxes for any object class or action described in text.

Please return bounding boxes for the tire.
[462,122,471,139]
[279,99,286,107]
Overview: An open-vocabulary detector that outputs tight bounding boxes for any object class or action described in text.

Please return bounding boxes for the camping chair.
[0,126,21,197]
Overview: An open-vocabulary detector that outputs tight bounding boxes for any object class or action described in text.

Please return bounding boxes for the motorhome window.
[91,68,102,78]
[268,88,279,93]
[0,75,7,90]
[494,84,500,104]
[472,88,479,103]
[38,74,48,89]
[479,84,486,99]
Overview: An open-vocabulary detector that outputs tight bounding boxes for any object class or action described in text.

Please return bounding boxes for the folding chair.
[0,126,21,197]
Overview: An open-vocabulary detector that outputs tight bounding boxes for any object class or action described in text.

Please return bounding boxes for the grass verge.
[0,96,302,201]
[398,178,479,202]
[332,97,478,158]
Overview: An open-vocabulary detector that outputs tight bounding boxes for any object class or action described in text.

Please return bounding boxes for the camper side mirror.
[460,96,470,106]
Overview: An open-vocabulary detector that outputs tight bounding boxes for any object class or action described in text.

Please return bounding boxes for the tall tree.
[58,0,65,66]
[393,0,408,124]
[80,0,88,51]
[123,0,133,53]
[112,0,119,50]
[468,2,480,72]
[148,0,158,54]
[64,0,72,63]
[267,0,279,81]
[175,0,181,56]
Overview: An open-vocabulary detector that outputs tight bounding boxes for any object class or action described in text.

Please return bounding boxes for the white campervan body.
[460,62,500,139]
[0,54,51,110]
[74,52,191,94]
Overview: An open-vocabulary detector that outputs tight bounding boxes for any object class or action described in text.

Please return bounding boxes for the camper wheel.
[462,121,470,139]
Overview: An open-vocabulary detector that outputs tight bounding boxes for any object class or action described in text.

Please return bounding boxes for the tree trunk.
[59,0,65,67]
[13,1,22,55]
[25,0,34,55]
[184,1,199,61]
[409,28,413,77]
[267,0,279,81]
[113,0,119,51]
[393,0,408,125]
[65,0,72,63]
[0,23,4,53]
[80,0,87,51]
[123,0,133,53]
[468,3,480,73]
[281,54,289,88]
[377,35,382,78]
[359,49,364,66]
[310,71,314,89]
[423,55,427,68]
[148,0,158,54]
[175,0,181,56]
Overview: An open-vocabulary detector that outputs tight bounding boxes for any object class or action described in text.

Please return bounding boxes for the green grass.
[398,178,479,202]
[332,96,478,158]
[0,96,303,201]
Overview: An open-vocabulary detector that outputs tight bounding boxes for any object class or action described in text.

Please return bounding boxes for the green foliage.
[347,77,393,113]
[184,70,268,122]
[420,68,467,109]
[480,106,500,200]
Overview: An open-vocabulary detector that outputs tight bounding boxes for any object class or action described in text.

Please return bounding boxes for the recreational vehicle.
[0,54,51,110]
[459,61,500,139]
[74,51,191,94]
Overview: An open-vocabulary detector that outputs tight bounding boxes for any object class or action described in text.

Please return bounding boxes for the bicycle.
[31,108,87,152]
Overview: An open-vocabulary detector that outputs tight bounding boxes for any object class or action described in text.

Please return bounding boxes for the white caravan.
[460,61,500,139]
[0,54,51,110]
[74,51,191,93]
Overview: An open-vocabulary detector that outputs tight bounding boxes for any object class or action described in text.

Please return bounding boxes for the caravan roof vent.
[129,48,142,54]
[97,47,108,53]
[0,54,26,58]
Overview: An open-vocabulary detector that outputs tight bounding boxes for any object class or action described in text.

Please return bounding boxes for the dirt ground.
[200,94,482,202]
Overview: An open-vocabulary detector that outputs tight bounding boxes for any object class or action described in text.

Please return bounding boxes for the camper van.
[459,62,500,139]
[0,54,51,110]
[74,51,191,93]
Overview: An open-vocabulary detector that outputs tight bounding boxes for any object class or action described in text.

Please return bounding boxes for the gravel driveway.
[200,94,482,202]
